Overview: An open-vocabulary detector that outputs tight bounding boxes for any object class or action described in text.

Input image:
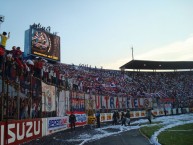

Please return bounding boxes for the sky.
[1,0,193,70]
[65,113,193,145]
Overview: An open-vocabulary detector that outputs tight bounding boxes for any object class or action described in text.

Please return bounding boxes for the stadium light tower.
[0,15,5,30]
[131,46,134,60]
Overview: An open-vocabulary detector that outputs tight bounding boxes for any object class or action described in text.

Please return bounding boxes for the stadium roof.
[120,60,193,70]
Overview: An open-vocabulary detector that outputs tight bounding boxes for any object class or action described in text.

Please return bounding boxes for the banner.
[56,90,70,117]
[71,92,85,111]
[47,117,68,131]
[95,95,101,109]
[85,94,95,110]
[42,82,56,112]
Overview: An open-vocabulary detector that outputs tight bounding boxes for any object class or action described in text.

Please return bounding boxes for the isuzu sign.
[0,119,42,145]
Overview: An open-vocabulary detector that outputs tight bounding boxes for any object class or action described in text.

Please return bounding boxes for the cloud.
[101,58,130,70]
[102,35,193,70]
[137,36,193,61]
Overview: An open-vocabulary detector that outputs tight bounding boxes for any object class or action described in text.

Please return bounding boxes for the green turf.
[158,123,193,145]
[140,123,193,145]
[140,125,163,138]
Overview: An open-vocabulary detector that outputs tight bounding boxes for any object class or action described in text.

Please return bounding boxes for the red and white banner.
[0,119,42,145]
[70,92,85,111]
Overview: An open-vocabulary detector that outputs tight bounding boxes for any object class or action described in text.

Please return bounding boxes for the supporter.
[26,59,34,74]
[10,46,17,58]
[42,63,48,82]
[95,110,100,128]
[121,111,126,126]
[146,108,154,124]
[13,47,24,78]
[0,31,10,48]
[60,74,65,87]
[69,111,76,131]
[6,53,13,78]
[15,47,22,58]
[48,67,52,84]
[125,109,131,125]
[53,66,59,85]
[0,32,10,70]
[116,111,120,123]
[34,57,43,79]
[23,101,29,119]
[32,102,37,118]
[23,61,30,77]
[112,111,117,125]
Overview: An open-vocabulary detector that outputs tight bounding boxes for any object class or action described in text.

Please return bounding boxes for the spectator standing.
[5,52,13,78]
[95,110,100,128]
[32,102,37,118]
[0,31,10,48]
[10,46,16,58]
[69,112,76,131]
[26,59,34,74]
[146,108,155,124]
[112,111,117,125]
[35,57,43,79]
[14,47,24,77]
[121,111,126,126]
[15,47,22,58]
[24,102,29,119]
[116,111,120,123]
[44,64,49,82]
[0,32,10,70]
[125,109,131,125]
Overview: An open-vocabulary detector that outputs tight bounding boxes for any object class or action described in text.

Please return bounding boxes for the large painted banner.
[42,82,56,112]
[71,92,85,111]
[94,96,152,110]
[57,90,70,116]
[100,96,125,110]
[47,117,68,131]
[85,94,96,110]
[44,89,154,114]
[0,119,42,145]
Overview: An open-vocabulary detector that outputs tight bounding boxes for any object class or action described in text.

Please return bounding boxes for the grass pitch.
[140,123,193,145]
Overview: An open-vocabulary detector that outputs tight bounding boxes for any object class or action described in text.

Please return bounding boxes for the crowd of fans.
[0,31,193,120]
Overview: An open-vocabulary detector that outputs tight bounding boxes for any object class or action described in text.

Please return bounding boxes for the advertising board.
[47,117,68,131]
[31,28,60,61]
[0,119,42,145]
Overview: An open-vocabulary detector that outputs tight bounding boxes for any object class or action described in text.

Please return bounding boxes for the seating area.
[0,40,193,120]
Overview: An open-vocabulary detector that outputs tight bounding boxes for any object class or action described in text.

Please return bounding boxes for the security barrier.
[0,108,191,145]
